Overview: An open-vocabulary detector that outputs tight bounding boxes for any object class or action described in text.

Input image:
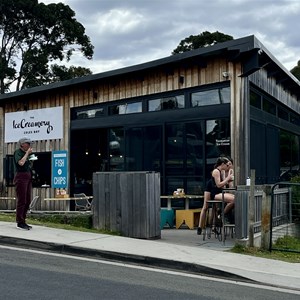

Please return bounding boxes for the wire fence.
[270,182,300,253]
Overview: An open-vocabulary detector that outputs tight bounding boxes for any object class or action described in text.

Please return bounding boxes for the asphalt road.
[1,246,299,300]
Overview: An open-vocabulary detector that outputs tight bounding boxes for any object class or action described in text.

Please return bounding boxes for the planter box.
[93,171,160,239]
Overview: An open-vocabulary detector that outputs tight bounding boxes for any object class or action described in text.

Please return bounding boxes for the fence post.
[248,169,255,247]
[261,185,272,250]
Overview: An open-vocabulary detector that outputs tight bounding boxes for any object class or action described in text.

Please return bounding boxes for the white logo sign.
[5,106,63,143]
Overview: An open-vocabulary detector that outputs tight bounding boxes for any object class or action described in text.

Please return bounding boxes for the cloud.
[40,0,300,73]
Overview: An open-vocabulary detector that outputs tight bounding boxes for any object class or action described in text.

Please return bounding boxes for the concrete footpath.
[0,221,299,292]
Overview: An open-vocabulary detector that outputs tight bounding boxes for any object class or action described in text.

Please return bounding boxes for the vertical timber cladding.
[3,90,69,211]
[229,61,249,185]
[93,171,160,239]
[2,56,230,210]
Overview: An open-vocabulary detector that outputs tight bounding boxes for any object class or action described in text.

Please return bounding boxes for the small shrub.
[29,213,93,229]
[290,176,300,221]
[274,235,300,251]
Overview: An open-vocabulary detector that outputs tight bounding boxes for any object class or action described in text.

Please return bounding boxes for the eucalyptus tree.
[290,60,300,80]
[172,31,233,54]
[0,0,94,93]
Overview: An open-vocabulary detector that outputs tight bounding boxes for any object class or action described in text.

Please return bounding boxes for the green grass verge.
[0,212,121,236]
[231,236,300,263]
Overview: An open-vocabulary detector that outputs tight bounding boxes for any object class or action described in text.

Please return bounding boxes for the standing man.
[14,137,34,230]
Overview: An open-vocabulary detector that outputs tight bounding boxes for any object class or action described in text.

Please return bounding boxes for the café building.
[0,35,299,211]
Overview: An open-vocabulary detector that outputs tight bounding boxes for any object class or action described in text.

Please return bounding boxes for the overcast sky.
[41,0,300,75]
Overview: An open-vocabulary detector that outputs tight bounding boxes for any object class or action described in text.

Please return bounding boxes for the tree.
[172,31,233,55]
[50,65,93,82]
[290,60,300,80]
[0,0,94,93]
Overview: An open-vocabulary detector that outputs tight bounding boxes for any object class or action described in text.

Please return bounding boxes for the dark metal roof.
[1,35,299,101]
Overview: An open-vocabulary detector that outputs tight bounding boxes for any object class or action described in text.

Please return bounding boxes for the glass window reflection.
[109,102,142,115]
[191,86,230,107]
[148,95,184,111]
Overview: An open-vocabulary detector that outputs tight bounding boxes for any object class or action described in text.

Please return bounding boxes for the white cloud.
[92,9,143,34]
[37,0,300,74]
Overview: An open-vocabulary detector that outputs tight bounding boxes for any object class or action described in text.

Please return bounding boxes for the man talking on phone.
[13,137,35,230]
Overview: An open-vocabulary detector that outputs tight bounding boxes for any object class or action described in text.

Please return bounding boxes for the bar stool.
[202,200,223,241]
[221,188,236,245]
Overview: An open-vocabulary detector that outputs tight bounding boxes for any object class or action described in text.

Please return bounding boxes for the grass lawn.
[0,212,120,235]
[230,237,300,263]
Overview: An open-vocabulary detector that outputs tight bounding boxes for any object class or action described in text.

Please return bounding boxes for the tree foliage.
[290,60,300,80]
[0,0,94,93]
[172,31,233,55]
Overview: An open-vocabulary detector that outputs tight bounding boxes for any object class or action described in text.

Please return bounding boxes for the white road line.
[1,244,299,295]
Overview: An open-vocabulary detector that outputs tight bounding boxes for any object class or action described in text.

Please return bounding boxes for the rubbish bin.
[235,186,249,239]
[93,171,161,239]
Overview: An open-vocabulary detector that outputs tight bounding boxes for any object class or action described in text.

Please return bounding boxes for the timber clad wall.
[0,35,299,223]
[0,57,235,211]
[93,172,160,238]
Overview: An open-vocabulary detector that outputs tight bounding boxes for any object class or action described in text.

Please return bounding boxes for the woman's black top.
[210,169,223,200]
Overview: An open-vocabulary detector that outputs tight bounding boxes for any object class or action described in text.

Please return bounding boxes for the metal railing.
[270,182,300,253]
[235,186,291,238]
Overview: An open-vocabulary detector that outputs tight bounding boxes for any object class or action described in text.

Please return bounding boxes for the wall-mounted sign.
[52,150,68,188]
[5,106,63,143]
[216,139,230,146]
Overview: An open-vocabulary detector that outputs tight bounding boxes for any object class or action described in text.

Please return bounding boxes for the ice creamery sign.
[5,106,63,143]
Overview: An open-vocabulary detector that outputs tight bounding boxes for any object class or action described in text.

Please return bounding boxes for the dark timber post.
[261,185,272,250]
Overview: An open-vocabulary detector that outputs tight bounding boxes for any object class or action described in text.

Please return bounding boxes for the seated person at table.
[197,156,234,235]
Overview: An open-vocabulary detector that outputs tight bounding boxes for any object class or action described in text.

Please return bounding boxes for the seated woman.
[197,156,234,235]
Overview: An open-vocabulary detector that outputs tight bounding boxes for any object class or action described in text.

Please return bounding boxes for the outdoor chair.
[28,195,40,213]
[74,193,92,211]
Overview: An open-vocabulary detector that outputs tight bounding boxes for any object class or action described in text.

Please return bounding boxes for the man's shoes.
[16,223,30,230]
[197,227,202,235]
[25,223,32,229]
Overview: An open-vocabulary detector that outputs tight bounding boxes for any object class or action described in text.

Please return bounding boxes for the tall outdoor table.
[160,194,203,210]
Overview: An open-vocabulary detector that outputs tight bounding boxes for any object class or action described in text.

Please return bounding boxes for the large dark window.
[263,97,276,115]
[4,152,51,187]
[165,124,184,176]
[70,82,231,197]
[279,130,300,181]
[278,107,289,121]
[186,122,203,176]
[205,119,231,178]
[71,129,107,195]
[164,122,205,195]
[4,155,15,186]
[70,118,230,196]
[250,86,300,129]
[109,128,125,171]
[126,126,162,172]
[250,90,261,109]
[143,126,162,172]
